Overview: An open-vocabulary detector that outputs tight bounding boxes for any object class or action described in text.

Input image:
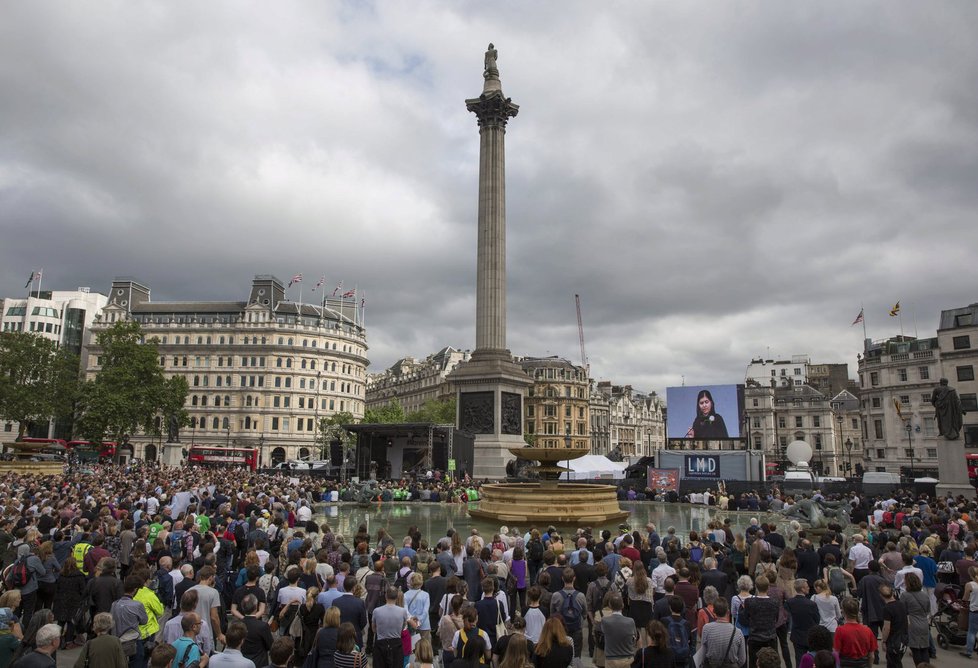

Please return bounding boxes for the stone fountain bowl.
[508,446,591,464]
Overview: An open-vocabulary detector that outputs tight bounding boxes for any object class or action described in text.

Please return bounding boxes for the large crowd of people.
[0,461,966,668]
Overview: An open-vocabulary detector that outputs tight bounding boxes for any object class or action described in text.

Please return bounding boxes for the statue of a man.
[931,377,964,440]
[484,43,498,79]
[166,415,180,443]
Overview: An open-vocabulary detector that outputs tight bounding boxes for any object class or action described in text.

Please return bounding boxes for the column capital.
[466,90,519,128]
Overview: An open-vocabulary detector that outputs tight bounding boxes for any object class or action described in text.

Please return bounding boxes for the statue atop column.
[484,43,499,80]
[931,377,964,440]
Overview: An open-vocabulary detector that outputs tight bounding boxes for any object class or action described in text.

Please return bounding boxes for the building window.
[898,368,908,382]
[959,366,975,382]
[778,417,786,429]
[954,335,971,350]
[852,418,858,429]
[876,448,885,459]
[545,405,556,417]
[899,395,910,405]
[813,416,821,428]
[222,417,230,429]
[874,420,883,439]
[564,405,571,418]
[926,448,937,458]
[212,417,219,429]
[919,366,930,380]
[753,418,760,428]
[527,406,535,418]
[962,394,978,412]
[966,426,978,446]
[870,372,879,386]
[273,397,280,408]
[871,397,881,408]
[795,416,803,428]
[752,398,758,407]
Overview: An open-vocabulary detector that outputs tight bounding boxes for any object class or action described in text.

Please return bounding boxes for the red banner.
[647,468,680,492]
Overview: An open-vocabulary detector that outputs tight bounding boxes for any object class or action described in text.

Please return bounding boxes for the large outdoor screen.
[666,384,745,440]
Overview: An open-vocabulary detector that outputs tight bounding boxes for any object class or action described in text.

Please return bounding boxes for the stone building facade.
[744,381,862,477]
[936,304,978,447]
[520,357,590,450]
[857,336,940,477]
[365,347,469,415]
[591,382,665,459]
[84,275,368,466]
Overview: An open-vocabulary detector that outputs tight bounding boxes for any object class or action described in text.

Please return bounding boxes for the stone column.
[449,45,532,479]
[466,56,518,355]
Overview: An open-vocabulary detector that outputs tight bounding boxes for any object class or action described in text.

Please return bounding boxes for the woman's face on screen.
[698,395,713,415]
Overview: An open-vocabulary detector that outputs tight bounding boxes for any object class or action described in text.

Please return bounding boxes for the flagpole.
[36,269,43,296]
[912,307,918,339]
[861,302,867,343]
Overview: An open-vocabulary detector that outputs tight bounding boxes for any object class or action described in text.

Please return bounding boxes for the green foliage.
[322,411,356,427]
[75,321,188,444]
[405,397,456,424]
[0,332,81,438]
[363,399,406,424]
[524,433,536,446]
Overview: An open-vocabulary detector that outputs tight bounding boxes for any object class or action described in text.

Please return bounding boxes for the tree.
[363,399,406,424]
[0,332,81,439]
[406,397,457,424]
[75,321,188,451]
[316,414,357,481]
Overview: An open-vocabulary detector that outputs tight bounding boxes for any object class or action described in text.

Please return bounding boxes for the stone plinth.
[937,438,974,497]
[162,443,185,468]
[449,350,532,479]
[469,482,629,525]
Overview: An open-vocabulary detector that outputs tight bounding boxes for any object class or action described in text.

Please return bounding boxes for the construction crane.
[575,294,588,373]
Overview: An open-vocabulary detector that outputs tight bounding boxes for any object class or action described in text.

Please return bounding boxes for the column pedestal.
[162,443,185,468]
[936,438,975,497]
[449,349,532,479]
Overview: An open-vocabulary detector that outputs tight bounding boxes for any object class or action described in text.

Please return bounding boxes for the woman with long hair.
[35,542,59,612]
[450,533,464,577]
[297,587,325,662]
[625,563,653,644]
[729,535,748,575]
[812,580,842,634]
[332,622,365,668]
[775,545,798,594]
[313,606,341,668]
[632,620,673,667]
[499,632,533,668]
[436,595,464,668]
[684,389,728,439]
[533,617,573,668]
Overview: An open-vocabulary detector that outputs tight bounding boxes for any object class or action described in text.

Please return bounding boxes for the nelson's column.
[448,44,533,479]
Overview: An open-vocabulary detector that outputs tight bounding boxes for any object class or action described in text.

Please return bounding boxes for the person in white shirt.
[296,502,312,523]
[847,534,874,579]
[893,553,923,594]
[650,552,676,595]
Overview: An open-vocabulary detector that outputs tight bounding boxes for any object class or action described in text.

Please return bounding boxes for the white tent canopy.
[558,455,628,480]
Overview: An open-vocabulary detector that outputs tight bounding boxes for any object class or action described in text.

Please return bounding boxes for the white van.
[862,472,901,486]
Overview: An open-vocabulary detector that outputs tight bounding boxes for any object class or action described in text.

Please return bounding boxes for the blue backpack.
[667,616,690,661]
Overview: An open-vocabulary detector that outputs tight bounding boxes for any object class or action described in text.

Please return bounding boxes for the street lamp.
[845,437,853,478]
[905,421,915,481]
[564,428,571,482]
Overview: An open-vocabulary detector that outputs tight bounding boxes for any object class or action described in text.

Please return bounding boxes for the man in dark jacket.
[333,576,369,649]
[856,560,888,664]
[699,558,728,596]
[795,540,821,590]
[475,577,507,646]
[154,556,175,611]
[784,579,820,662]
[462,547,483,602]
[422,562,447,631]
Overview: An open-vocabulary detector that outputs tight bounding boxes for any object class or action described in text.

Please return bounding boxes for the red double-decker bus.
[968,454,978,485]
[187,445,258,471]
[67,440,116,461]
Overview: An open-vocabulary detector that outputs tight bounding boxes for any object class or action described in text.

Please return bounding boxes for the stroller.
[933,582,968,649]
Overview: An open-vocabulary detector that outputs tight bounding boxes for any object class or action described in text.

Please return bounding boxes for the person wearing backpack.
[9,545,45,625]
[548,568,585,664]
[169,612,208,668]
[739,576,780,668]
[664,596,691,668]
[822,554,855,598]
[697,598,745,668]
[586,562,613,656]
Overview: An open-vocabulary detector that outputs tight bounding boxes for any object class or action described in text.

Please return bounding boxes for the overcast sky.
[3,2,977,396]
